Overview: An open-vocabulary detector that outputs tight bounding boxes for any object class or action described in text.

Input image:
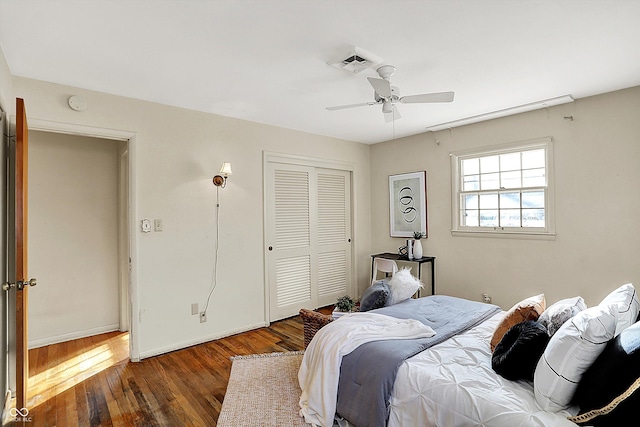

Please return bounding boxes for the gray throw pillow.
[538,296,587,336]
[359,280,391,312]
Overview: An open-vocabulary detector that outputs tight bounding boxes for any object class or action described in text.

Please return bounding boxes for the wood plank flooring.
[24,307,333,427]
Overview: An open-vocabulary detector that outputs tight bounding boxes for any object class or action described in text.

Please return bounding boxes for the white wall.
[28,131,121,347]
[13,77,372,358]
[370,86,640,309]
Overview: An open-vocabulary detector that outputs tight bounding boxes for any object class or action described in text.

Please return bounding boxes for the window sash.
[451,138,555,238]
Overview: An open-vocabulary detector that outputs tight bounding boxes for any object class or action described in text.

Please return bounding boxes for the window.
[451,137,555,239]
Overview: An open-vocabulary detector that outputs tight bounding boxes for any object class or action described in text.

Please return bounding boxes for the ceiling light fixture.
[425,95,574,132]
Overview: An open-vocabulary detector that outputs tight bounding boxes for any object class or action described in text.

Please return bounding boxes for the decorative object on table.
[406,238,414,260]
[389,171,427,238]
[333,295,356,319]
[398,245,408,257]
[413,231,424,259]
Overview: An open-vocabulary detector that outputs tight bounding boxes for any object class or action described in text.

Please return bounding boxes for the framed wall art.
[389,171,427,238]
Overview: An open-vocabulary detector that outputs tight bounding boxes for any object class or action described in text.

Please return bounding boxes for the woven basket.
[299,308,333,349]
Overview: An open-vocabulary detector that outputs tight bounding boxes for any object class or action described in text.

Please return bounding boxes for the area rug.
[217,351,310,426]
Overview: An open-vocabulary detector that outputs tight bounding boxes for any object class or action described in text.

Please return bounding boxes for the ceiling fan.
[326,65,454,122]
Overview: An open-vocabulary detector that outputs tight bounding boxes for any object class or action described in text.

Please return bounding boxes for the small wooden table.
[370,252,436,296]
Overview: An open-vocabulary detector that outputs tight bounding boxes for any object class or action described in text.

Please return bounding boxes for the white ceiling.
[1,0,640,144]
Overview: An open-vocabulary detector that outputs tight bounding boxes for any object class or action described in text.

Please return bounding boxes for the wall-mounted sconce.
[212,162,233,188]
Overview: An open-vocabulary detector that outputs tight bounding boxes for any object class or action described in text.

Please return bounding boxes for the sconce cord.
[203,186,221,314]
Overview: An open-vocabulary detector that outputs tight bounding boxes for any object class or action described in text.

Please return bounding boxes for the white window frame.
[450,137,556,240]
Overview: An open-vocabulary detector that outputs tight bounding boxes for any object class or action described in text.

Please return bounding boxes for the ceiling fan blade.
[367,77,392,98]
[326,101,377,111]
[400,91,455,104]
[384,105,401,122]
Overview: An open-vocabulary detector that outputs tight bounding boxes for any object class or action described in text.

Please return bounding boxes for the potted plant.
[413,231,424,259]
[333,295,356,319]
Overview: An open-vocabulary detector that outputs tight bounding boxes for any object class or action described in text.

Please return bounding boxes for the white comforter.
[298,312,436,427]
[388,312,579,427]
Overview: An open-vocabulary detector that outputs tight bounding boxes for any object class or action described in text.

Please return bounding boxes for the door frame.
[26,119,140,361]
[262,151,356,324]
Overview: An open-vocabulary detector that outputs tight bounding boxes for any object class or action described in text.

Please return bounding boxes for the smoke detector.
[328,47,383,74]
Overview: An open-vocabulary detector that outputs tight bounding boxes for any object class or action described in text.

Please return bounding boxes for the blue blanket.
[335,295,501,427]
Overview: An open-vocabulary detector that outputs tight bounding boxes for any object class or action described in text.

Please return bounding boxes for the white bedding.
[299,312,436,427]
[388,311,580,427]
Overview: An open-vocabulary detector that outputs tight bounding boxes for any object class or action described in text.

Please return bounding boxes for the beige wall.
[13,77,372,358]
[371,86,640,309]
[28,131,121,347]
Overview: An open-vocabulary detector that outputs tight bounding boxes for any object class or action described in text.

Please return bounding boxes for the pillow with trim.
[598,283,639,336]
[571,319,640,424]
[534,304,618,412]
[490,293,546,352]
[359,280,391,312]
[538,296,586,337]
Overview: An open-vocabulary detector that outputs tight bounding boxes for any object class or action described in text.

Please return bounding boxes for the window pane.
[523,168,545,187]
[480,210,498,227]
[463,209,479,227]
[501,170,521,189]
[463,174,479,191]
[500,152,520,172]
[522,149,545,169]
[500,209,521,227]
[462,158,479,175]
[499,192,520,209]
[522,209,545,227]
[479,193,498,209]
[522,190,545,208]
[480,155,499,173]
[481,172,500,190]
[463,194,478,209]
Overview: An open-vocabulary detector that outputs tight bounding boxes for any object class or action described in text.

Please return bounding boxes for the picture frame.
[389,171,427,238]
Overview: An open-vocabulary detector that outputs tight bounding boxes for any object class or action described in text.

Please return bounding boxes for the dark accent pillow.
[359,280,390,312]
[571,320,640,425]
[492,320,550,381]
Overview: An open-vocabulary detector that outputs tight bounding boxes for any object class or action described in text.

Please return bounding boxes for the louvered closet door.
[316,168,351,308]
[265,162,352,321]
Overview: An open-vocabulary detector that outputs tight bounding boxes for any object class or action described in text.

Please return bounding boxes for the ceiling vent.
[328,47,383,74]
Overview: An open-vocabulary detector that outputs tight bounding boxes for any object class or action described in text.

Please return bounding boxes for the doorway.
[27,131,128,348]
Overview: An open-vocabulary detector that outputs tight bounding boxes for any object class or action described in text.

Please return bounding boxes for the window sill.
[451,229,556,241]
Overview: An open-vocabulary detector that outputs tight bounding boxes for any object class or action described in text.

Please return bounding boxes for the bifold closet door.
[265,162,351,322]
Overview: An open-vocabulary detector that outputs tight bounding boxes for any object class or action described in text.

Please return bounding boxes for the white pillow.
[534,304,618,412]
[599,283,639,336]
[388,268,423,305]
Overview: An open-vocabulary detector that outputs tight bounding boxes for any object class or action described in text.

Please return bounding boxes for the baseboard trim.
[138,321,268,360]
[28,323,121,349]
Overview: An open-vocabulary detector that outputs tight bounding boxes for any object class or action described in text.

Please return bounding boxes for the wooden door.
[14,98,31,409]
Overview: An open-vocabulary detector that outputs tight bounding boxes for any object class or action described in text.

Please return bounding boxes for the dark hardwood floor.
[23,307,333,427]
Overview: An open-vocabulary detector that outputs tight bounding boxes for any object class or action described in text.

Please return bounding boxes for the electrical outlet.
[482,293,492,304]
[191,303,198,315]
[200,311,207,323]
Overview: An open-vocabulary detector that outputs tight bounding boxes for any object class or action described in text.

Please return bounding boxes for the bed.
[299,283,640,427]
